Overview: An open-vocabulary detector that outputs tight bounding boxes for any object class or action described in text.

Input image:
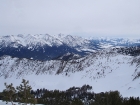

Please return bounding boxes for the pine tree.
[2,83,16,105]
[16,79,36,105]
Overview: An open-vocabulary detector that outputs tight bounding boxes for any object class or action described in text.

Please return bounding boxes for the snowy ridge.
[0,49,140,97]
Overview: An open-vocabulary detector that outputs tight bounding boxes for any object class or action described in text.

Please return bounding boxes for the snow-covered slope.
[55,34,90,47]
[55,34,92,52]
[0,49,140,97]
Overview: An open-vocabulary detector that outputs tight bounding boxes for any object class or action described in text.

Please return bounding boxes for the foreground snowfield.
[0,100,43,105]
[0,52,140,98]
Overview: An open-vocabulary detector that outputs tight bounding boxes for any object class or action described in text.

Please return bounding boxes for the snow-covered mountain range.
[0,34,140,60]
[0,34,140,97]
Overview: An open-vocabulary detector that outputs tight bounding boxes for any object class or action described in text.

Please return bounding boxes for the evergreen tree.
[2,83,16,105]
[16,79,36,105]
[71,98,84,105]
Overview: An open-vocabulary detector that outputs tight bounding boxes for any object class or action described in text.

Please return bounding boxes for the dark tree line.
[30,84,93,105]
[29,85,140,105]
[0,80,140,105]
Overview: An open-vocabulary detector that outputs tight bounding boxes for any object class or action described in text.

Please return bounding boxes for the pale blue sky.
[0,0,140,38]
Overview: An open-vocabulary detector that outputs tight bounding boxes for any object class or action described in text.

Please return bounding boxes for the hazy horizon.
[0,0,140,38]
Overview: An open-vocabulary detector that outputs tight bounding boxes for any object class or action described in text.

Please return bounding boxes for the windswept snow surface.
[0,52,140,97]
